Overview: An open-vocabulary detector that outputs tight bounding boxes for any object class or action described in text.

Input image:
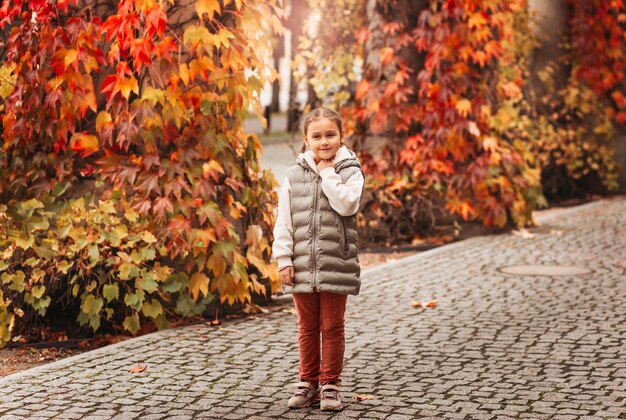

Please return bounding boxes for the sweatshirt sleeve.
[271,175,294,270]
[318,168,364,216]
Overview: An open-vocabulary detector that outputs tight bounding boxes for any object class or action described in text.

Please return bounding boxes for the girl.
[272,107,365,411]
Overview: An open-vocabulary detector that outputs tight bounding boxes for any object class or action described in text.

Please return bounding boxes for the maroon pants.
[292,291,348,386]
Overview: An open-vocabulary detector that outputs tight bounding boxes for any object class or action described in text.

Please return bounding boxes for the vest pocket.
[339,217,349,259]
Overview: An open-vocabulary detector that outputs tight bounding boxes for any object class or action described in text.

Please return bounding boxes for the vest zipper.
[312,178,319,291]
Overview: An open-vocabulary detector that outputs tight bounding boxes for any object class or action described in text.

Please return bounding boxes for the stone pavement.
[1,196,625,419]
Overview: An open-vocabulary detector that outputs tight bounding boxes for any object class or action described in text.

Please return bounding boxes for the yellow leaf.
[179,63,190,86]
[455,98,472,117]
[216,28,235,48]
[189,272,210,301]
[142,86,165,106]
[183,26,211,50]
[96,111,112,132]
[139,230,158,244]
[196,0,221,20]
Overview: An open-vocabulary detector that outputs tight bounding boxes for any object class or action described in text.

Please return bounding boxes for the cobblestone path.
[1,197,625,419]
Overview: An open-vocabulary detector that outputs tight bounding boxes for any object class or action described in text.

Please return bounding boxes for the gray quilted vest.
[282,151,363,296]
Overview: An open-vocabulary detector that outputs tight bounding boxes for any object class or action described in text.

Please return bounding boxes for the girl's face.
[304,118,343,162]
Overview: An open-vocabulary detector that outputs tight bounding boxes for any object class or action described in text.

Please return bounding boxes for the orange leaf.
[468,12,488,28]
[355,80,370,101]
[426,300,437,308]
[189,272,210,301]
[64,49,79,69]
[483,136,498,152]
[70,133,99,157]
[202,160,224,181]
[380,47,394,66]
[411,300,438,309]
[117,76,139,100]
[129,363,147,373]
[353,395,376,401]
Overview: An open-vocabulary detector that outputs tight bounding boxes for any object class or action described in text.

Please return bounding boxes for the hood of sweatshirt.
[296,145,360,174]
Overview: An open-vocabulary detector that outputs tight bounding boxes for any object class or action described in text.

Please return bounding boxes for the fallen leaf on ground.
[353,394,376,401]
[129,363,147,373]
[550,229,563,236]
[282,307,297,314]
[242,303,269,314]
[512,228,535,239]
[411,300,437,309]
[218,327,242,334]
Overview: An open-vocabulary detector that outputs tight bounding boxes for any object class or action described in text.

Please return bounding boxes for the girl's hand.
[317,158,335,172]
[279,266,295,286]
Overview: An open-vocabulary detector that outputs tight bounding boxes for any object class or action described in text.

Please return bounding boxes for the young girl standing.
[272,107,365,411]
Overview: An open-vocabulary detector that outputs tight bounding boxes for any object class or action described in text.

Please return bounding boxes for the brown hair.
[300,107,344,153]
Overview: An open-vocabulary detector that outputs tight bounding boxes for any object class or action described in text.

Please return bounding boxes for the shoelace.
[295,387,311,396]
[322,390,338,400]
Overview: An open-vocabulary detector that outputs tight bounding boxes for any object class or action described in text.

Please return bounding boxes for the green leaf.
[14,234,35,251]
[31,285,46,299]
[103,284,119,302]
[88,244,100,266]
[123,313,140,335]
[89,315,101,332]
[31,296,51,316]
[124,290,145,311]
[175,294,206,317]
[154,314,169,330]
[33,245,55,260]
[119,263,139,280]
[21,198,45,211]
[3,271,25,292]
[141,300,163,319]
[141,247,156,261]
[81,295,103,316]
[136,271,158,292]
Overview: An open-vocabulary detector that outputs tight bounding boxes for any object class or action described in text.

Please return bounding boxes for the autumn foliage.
[296,0,622,244]
[0,0,283,347]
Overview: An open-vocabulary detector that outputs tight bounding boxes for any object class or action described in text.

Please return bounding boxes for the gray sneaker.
[287,381,320,409]
[320,383,342,411]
